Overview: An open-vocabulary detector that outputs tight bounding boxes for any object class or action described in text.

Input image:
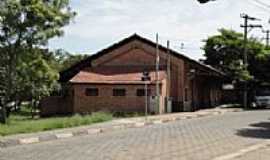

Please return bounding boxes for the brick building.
[40,34,225,116]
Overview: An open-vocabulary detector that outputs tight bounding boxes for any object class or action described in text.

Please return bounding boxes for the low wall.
[40,96,73,117]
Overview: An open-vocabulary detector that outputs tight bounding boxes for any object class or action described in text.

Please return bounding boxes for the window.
[85,88,98,96]
[113,89,126,96]
[136,89,151,97]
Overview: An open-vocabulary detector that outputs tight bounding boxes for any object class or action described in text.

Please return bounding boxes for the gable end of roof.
[59,34,225,83]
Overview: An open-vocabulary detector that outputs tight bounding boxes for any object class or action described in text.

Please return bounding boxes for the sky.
[49,0,270,60]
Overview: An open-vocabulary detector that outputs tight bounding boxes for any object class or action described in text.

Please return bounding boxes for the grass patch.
[0,112,113,136]
[113,112,145,118]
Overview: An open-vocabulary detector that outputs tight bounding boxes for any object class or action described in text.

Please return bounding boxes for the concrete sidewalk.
[0,107,243,148]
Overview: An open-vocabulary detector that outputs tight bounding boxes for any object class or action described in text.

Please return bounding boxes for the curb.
[0,108,243,148]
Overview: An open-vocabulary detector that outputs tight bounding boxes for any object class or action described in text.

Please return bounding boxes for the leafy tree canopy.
[0,0,75,48]
[0,0,75,123]
[202,28,270,83]
[48,49,89,72]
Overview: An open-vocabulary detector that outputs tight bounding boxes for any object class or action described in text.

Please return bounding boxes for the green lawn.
[0,110,113,136]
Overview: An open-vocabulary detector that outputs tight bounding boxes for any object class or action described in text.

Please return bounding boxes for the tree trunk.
[0,105,7,124]
[31,100,34,119]
[31,99,38,119]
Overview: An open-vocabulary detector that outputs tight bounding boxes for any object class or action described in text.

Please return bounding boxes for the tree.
[0,0,75,123]
[203,29,247,80]
[0,65,7,123]
[16,49,59,117]
[203,28,270,82]
[0,47,9,123]
[47,49,88,72]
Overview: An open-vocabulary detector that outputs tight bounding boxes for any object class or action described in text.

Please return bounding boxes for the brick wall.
[45,38,224,116]
[72,42,168,114]
[73,84,163,114]
[40,95,73,117]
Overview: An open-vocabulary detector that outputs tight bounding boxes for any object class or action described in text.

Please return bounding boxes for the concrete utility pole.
[145,82,148,119]
[166,41,171,113]
[155,33,160,114]
[262,30,270,48]
[166,40,171,99]
[240,13,262,109]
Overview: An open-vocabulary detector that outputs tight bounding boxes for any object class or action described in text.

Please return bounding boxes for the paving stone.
[87,128,102,134]
[55,133,73,139]
[0,110,268,160]
[72,130,88,136]
[39,134,57,142]
[153,120,163,124]
[134,122,145,127]
[0,139,19,148]
[18,137,39,144]
[233,146,270,160]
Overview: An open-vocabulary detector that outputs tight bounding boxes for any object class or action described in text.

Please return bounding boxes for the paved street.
[1,110,270,160]
[234,146,270,160]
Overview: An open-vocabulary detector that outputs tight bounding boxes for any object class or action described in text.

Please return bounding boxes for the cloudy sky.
[49,0,270,60]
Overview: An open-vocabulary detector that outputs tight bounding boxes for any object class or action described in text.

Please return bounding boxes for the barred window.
[136,89,151,97]
[85,88,99,96]
[113,89,126,96]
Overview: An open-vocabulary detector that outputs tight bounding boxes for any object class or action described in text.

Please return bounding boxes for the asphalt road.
[1,110,270,160]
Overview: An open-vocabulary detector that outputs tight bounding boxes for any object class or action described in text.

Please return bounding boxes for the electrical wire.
[158,35,204,43]
[253,0,270,8]
[248,0,270,12]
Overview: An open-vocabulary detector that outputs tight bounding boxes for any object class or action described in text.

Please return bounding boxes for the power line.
[158,35,204,43]
[248,0,270,12]
[253,0,270,8]
[172,45,202,50]
[247,0,270,12]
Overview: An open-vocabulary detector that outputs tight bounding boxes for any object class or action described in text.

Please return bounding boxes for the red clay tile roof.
[70,69,166,84]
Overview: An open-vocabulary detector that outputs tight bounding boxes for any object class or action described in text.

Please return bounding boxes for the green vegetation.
[113,112,145,118]
[203,28,270,82]
[0,0,76,123]
[51,49,89,72]
[0,111,113,136]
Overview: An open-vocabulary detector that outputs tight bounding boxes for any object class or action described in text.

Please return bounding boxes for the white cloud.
[49,0,270,60]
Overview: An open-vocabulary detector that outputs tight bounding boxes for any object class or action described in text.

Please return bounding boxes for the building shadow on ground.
[236,121,270,139]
